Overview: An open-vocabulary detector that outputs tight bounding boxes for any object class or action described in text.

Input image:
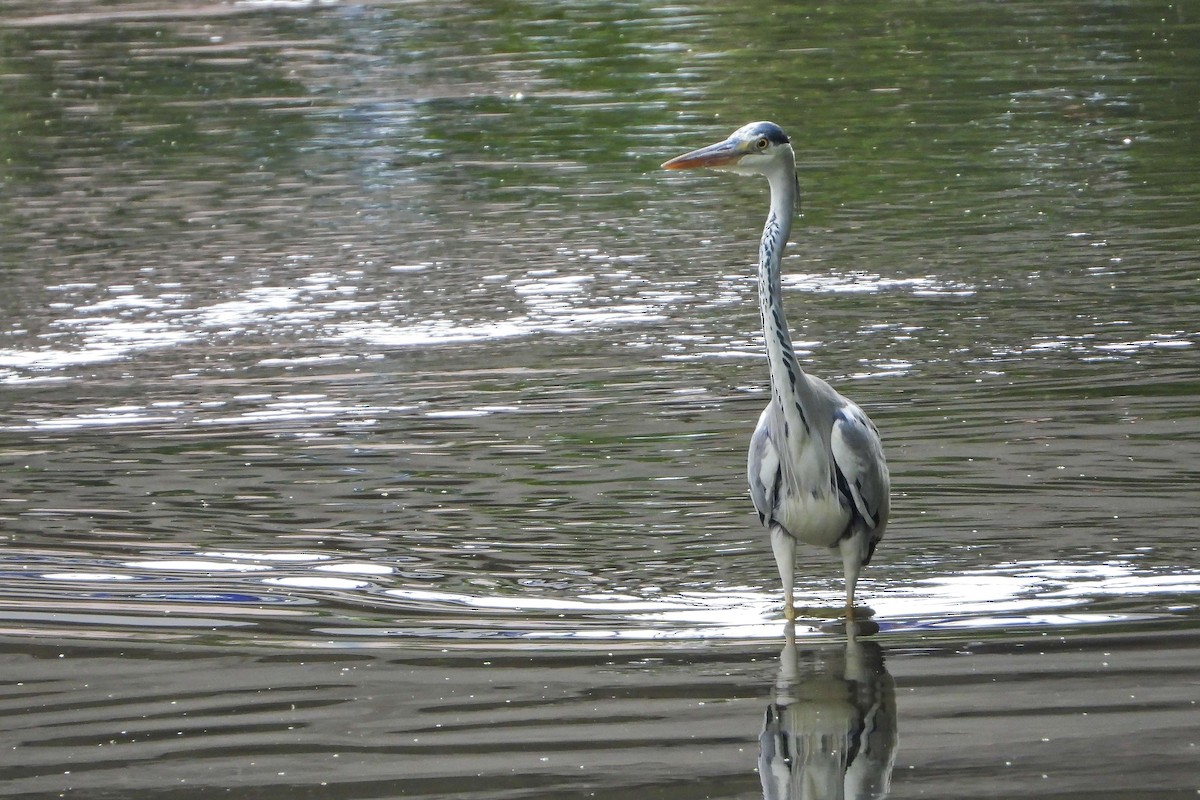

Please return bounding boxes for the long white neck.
[757,153,809,432]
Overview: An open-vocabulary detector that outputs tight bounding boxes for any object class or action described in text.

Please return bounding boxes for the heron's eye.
[755,137,770,151]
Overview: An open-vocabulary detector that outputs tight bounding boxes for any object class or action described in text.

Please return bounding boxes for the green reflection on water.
[0,20,314,181]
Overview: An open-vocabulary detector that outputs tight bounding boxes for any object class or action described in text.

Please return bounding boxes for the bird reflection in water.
[759,624,897,800]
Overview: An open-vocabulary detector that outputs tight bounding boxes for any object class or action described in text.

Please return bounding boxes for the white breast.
[775,489,849,548]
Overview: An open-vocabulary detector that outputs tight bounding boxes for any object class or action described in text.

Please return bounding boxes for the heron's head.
[661,121,794,176]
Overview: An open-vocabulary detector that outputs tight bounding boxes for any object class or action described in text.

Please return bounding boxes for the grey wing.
[830,400,890,556]
[747,402,784,528]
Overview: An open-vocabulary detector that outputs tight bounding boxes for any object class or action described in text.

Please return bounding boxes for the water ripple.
[2,547,1194,649]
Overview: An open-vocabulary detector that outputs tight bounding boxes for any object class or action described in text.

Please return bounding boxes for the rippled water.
[1,1,1198,797]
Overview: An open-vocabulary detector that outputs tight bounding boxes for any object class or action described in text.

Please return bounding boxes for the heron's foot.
[822,615,880,637]
[797,604,875,620]
[848,603,875,620]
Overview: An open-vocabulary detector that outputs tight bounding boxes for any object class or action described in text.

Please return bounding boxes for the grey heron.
[662,121,890,622]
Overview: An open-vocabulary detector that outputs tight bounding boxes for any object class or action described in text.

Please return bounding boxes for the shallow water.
[1,1,1198,797]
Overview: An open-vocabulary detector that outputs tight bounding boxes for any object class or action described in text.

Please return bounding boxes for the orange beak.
[661,138,742,170]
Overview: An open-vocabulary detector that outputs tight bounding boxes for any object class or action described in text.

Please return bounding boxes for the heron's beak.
[661,138,742,170]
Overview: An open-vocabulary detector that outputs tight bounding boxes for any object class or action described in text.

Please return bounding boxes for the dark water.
[1,1,1198,797]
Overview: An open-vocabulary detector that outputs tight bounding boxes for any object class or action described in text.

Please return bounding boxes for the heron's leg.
[770,526,796,621]
[839,536,863,623]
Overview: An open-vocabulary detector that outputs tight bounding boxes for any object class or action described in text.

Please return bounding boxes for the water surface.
[1,1,1198,797]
